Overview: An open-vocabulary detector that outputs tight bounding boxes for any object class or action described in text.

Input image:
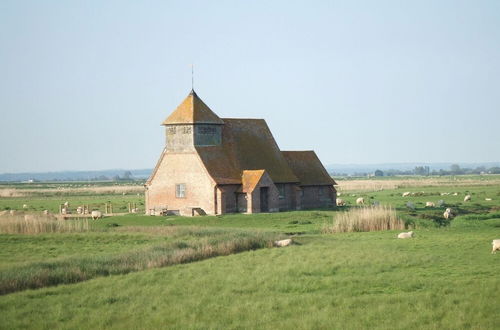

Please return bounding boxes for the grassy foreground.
[0,178,499,329]
[0,221,498,329]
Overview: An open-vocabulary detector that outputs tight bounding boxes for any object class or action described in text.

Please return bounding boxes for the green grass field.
[0,178,499,329]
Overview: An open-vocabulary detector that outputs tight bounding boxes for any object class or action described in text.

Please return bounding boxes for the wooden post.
[128,203,131,213]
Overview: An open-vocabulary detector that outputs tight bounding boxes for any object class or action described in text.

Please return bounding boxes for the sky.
[0,0,499,173]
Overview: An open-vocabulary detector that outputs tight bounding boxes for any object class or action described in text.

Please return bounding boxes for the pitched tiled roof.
[196,119,299,184]
[162,90,224,125]
[241,170,266,193]
[282,151,337,186]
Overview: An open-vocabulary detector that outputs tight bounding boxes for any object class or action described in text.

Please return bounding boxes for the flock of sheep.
[334,191,499,254]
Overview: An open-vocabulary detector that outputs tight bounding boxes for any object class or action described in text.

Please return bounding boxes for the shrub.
[323,205,405,233]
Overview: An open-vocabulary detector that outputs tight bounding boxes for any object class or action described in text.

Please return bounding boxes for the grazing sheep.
[425,202,435,207]
[443,208,454,220]
[356,197,365,205]
[485,198,492,201]
[398,231,414,239]
[336,198,346,206]
[452,192,458,196]
[43,210,49,215]
[464,195,471,202]
[22,204,28,209]
[492,239,500,254]
[64,201,69,207]
[402,192,411,197]
[131,208,139,213]
[337,193,342,197]
[91,210,103,220]
[440,192,450,196]
[274,239,292,247]
[61,208,69,215]
[76,206,83,214]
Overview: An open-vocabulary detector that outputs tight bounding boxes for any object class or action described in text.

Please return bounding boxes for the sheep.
[64,201,69,207]
[43,210,49,215]
[485,198,492,201]
[76,206,83,214]
[9,210,16,216]
[464,195,471,202]
[397,231,414,239]
[131,208,139,213]
[274,239,292,247]
[452,192,458,196]
[440,192,450,196]
[91,210,102,220]
[356,197,365,205]
[443,208,454,220]
[425,202,435,207]
[402,192,411,197]
[61,208,69,215]
[492,239,500,254]
[22,204,28,209]
[336,198,346,206]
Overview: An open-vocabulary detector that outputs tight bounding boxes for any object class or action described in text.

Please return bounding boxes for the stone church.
[145,90,337,216]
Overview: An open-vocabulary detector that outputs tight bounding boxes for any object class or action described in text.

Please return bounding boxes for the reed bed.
[0,214,91,234]
[0,229,281,295]
[336,177,500,192]
[323,205,405,233]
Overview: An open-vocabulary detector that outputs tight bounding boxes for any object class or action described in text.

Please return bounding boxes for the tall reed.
[0,214,91,234]
[323,205,405,233]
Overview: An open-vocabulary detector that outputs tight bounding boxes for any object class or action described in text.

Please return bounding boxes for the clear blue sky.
[1,0,499,173]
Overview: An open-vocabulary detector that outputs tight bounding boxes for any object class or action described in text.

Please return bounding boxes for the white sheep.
[443,208,454,220]
[64,201,69,207]
[76,206,83,214]
[398,231,414,239]
[22,204,28,209]
[336,198,346,206]
[402,192,411,197]
[274,239,292,247]
[492,239,500,254]
[91,210,103,220]
[464,195,471,202]
[485,198,492,201]
[356,197,365,205]
[425,202,435,207]
[43,210,49,215]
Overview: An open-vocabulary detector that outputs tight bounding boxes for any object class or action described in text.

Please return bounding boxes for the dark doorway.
[260,187,269,212]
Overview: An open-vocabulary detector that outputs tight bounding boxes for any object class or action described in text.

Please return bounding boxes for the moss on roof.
[162,90,224,125]
[196,119,299,184]
[282,151,336,186]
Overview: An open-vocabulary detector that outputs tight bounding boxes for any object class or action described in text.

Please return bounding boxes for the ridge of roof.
[282,150,337,186]
[162,90,224,125]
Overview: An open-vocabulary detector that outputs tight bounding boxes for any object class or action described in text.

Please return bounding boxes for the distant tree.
[489,167,500,174]
[123,171,133,180]
[374,169,384,177]
[450,164,462,174]
[414,166,430,176]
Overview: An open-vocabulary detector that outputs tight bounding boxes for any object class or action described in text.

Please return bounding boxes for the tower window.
[175,184,186,198]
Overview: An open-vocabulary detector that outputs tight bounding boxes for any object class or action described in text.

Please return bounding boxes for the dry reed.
[336,177,500,192]
[0,214,91,234]
[323,205,405,233]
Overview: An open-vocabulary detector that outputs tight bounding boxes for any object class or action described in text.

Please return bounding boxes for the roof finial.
[191,64,194,92]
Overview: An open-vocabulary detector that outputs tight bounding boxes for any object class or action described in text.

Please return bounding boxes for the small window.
[175,184,186,198]
[278,185,286,199]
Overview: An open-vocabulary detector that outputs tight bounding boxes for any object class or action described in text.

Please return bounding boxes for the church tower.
[162,90,224,152]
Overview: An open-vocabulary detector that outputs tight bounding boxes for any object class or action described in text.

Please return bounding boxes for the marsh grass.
[323,205,405,233]
[0,214,91,234]
[0,228,280,295]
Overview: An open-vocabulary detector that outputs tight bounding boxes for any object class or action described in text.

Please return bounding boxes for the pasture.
[0,177,499,329]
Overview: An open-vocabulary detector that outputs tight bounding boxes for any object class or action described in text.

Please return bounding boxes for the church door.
[260,187,269,212]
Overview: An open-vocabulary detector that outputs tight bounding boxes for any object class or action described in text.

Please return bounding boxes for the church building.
[145,90,336,216]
